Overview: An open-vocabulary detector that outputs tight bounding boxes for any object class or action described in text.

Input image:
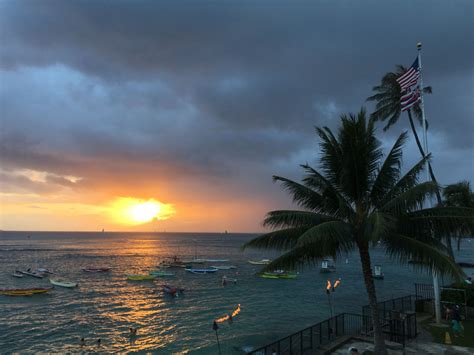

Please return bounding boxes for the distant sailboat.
[102,228,105,233]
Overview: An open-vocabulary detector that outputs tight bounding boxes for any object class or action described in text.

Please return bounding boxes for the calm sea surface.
[1,232,473,353]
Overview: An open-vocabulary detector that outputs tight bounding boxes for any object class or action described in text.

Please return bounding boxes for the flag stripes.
[397,57,421,111]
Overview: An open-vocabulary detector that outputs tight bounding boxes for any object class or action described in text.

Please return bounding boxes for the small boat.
[36,268,54,274]
[211,265,237,270]
[0,287,53,296]
[50,279,78,288]
[82,267,110,273]
[185,267,218,274]
[18,270,45,279]
[248,259,271,265]
[373,265,384,280]
[182,259,206,264]
[205,259,229,262]
[127,274,156,281]
[320,260,336,273]
[222,276,238,285]
[162,284,184,297]
[149,270,175,277]
[257,271,298,279]
[12,271,24,278]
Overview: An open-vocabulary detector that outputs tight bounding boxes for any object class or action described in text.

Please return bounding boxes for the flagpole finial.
[417,42,422,50]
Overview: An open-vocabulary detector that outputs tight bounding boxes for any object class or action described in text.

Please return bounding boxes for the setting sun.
[109,197,175,225]
[129,201,161,223]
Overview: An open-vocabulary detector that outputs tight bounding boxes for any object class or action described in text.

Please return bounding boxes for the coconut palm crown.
[366,65,456,259]
[243,108,472,354]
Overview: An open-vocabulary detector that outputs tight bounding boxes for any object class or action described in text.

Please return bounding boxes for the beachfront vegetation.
[443,181,474,250]
[366,68,456,259]
[243,109,474,355]
[422,318,474,348]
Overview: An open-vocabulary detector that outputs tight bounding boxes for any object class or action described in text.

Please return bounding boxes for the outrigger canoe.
[82,267,110,273]
[50,279,78,288]
[149,270,175,277]
[211,265,237,270]
[185,267,218,274]
[257,272,297,280]
[127,274,156,281]
[248,259,271,265]
[0,287,53,296]
[18,270,45,279]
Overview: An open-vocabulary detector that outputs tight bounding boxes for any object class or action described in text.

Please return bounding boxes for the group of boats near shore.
[0,256,301,297]
[1,256,398,297]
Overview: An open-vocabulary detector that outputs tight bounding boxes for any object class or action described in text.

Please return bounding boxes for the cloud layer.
[1,0,473,231]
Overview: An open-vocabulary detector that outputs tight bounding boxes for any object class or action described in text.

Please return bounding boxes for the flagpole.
[417,42,442,324]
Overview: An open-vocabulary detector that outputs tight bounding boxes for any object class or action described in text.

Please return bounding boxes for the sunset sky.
[1,1,473,232]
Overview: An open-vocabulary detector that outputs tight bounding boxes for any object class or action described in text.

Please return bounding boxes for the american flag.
[397,57,421,111]
[400,88,420,111]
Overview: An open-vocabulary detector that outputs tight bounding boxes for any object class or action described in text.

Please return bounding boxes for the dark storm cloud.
[0,0,473,201]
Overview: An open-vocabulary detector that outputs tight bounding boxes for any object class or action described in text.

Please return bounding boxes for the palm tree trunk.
[358,242,388,355]
[407,111,455,260]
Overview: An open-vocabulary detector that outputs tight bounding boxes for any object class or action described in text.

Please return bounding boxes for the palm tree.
[243,109,471,355]
[443,181,474,250]
[366,66,455,259]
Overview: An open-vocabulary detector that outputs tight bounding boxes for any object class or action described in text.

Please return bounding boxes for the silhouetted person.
[80,338,85,347]
[97,338,101,347]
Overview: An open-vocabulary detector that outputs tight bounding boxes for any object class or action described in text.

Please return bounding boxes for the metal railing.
[247,312,416,355]
[415,283,434,300]
[362,295,416,319]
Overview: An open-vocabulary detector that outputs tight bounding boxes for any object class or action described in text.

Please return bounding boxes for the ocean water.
[0,232,473,353]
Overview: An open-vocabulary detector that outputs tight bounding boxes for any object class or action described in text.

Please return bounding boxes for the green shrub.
[441,282,474,306]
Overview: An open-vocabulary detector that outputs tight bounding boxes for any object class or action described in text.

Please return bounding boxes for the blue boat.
[185,267,218,274]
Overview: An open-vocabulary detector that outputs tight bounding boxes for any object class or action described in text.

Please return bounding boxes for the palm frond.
[263,210,336,229]
[380,181,439,214]
[301,164,354,218]
[370,132,408,205]
[367,211,396,244]
[272,176,326,212]
[296,220,353,254]
[384,233,464,280]
[260,243,339,272]
[401,207,474,238]
[379,155,429,207]
[242,227,309,251]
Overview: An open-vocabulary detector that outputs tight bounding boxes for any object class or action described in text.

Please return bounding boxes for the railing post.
[289,335,292,355]
[319,322,322,345]
[300,330,303,354]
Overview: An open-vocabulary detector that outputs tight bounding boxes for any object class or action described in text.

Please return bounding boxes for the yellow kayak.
[127,274,156,281]
[0,287,53,296]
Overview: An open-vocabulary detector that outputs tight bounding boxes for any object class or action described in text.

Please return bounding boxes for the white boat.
[50,279,78,288]
[320,259,336,273]
[205,259,228,262]
[211,265,237,270]
[248,259,271,265]
[12,271,24,278]
[36,268,54,274]
[373,265,384,280]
